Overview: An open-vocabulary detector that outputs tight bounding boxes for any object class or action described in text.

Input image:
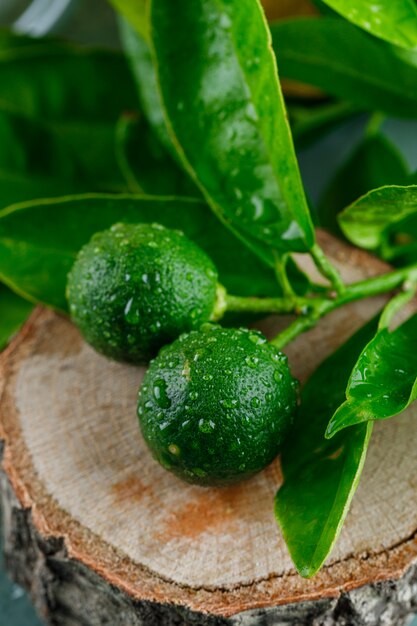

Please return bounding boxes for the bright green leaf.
[0,194,281,311]
[326,314,417,437]
[319,0,417,51]
[0,284,33,351]
[339,185,417,251]
[275,319,377,577]
[320,134,409,235]
[149,0,315,263]
[271,18,417,118]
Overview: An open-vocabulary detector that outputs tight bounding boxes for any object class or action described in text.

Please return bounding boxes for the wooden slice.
[0,231,416,626]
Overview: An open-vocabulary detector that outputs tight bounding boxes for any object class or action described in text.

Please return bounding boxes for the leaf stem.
[271,262,417,349]
[310,243,346,294]
[378,277,417,330]
[224,293,307,315]
[274,252,296,298]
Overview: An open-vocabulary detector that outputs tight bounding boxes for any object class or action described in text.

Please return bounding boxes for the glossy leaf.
[326,314,417,437]
[320,134,409,234]
[0,194,281,311]
[339,185,417,251]
[319,0,417,51]
[271,18,417,118]
[149,0,315,263]
[0,284,32,351]
[275,319,377,577]
[115,112,198,196]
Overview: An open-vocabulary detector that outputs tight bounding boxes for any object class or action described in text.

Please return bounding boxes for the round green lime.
[138,325,298,486]
[67,223,219,363]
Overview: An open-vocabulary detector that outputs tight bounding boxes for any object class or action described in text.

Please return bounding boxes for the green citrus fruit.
[138,325,297,486]
[67,223,220,363]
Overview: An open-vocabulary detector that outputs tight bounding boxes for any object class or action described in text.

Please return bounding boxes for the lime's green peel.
[67,223,218,363]
[138,325,297,486]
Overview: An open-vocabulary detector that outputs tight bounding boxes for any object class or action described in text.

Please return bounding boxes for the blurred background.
[0,1,416,624]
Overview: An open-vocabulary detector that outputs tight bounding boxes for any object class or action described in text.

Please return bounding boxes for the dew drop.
[245,355,259,368]
[153,378,171,409]
[248,332,266,345]
[124,298,140,325]
[274,370,283,383]
[199,418,215,433]
[251,397,260,408]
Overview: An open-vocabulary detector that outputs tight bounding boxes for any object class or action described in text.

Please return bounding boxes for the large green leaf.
[326,314,417,437]
[275,319,377,577]
[320,134,409,235]
[339,185,417,252]
[319,0,417,51]
[0,194,280,311]
[149,0,315,263]
[0,284,33,351]
[270,18,417,118]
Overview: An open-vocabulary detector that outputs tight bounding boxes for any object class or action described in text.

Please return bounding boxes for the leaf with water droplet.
[149,0,315,264]
[326,312,417,437]
[318,0,417,51]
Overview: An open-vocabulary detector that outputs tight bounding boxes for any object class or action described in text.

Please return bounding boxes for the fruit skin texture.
[67,223,218,363]
[138,325,298,486]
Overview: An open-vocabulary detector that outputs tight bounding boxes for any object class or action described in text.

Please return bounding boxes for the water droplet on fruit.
[251,397,260,408]
[245,355,259,368]
[142,274,149,284]
[124,298,140,324]
[274,370,283,382]
[168,444,180,456]
[202,373,213,381]
[186,272,193,281]
[265,393,272,403]
[220,398,238,409]
[199,419,215,433]
[125,273,131,282]
[153,379,171,409]
[248,332,266,345]
[189,390,199,401]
